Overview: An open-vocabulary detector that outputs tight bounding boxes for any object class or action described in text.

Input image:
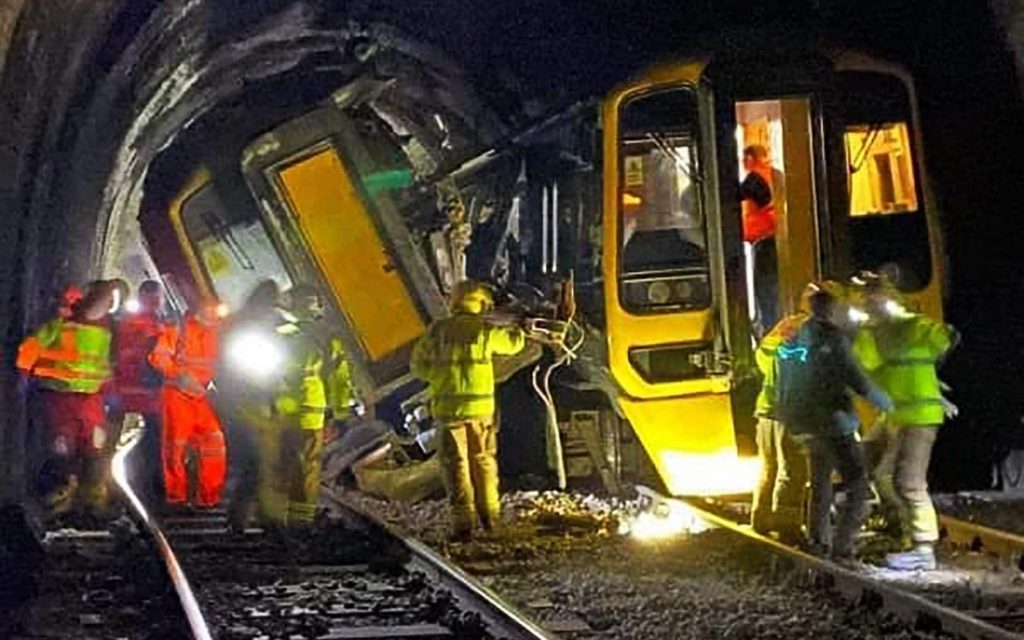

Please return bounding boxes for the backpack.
[774,320,840,436]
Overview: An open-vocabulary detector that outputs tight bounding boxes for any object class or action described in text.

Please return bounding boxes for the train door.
[242,107,446,403]
[734,97,821,330]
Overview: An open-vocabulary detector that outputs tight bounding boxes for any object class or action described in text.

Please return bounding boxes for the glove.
[866,388,894,413]
[941,396,959,419]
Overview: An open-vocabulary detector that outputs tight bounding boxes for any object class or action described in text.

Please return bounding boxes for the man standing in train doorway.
[411,281,525,542]
[740,145,779,335]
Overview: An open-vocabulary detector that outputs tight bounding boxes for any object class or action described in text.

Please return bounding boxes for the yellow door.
[275,147,425,362]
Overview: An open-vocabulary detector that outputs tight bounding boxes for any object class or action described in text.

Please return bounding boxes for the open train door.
[241,107,446,405]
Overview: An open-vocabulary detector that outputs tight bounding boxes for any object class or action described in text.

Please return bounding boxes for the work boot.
[885,544,937,571]
[448,528,473,544]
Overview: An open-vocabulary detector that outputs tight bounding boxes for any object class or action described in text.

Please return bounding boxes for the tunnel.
[2,0,1024,509]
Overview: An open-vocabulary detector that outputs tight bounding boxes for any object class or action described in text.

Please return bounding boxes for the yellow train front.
[142,42,945,499]
[590,50,943,496]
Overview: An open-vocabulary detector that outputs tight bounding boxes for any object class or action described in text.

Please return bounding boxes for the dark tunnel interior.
[2,0,1024,504]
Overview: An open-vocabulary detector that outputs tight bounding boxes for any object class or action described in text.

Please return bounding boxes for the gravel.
[338,488,959,639]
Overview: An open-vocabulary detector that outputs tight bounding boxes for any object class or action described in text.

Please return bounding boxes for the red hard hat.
[61,285,83,308]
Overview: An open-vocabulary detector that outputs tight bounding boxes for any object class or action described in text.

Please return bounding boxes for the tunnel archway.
[0,0,540,501]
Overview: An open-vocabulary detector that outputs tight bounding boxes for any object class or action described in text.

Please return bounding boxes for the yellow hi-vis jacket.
[411,312,526,421]
[853,313,954,426]
[326,337,356,419]
[274,320,327,430]
[18,318,112,394]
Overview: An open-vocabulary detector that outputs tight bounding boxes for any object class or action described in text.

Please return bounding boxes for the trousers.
[873,426,940,544]
[38,390,109,512]
[256,424,324,527]
[439,418,500,533]
[751,418,808,535]
[808,433,869,556]
[162,387,225,507]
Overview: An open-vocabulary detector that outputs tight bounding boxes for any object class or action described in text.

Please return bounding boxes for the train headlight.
[227,331,284,379]
[647,281,672,305]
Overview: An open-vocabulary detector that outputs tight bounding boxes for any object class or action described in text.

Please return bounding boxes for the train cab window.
[839,72,931,292]
[618,87,711,313]
[179,183,292,310]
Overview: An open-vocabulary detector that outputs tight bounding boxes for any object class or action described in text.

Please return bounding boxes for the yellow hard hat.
[451,280,493,314]
[799,280,845,313]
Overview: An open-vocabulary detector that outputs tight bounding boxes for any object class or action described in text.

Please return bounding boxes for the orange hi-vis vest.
[17,318,112,394]
[148,315,218,398]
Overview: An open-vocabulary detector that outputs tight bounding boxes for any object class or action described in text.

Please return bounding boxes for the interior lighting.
[215,303,230,319]
[125,298,141,314]
[228,331,284,379]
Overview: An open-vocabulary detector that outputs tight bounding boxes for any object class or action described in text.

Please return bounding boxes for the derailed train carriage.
[138,38,945,498]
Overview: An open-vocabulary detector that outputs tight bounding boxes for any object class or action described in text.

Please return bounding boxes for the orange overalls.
[148,315,225,507]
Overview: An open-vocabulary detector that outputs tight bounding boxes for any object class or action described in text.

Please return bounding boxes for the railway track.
[110,434,553,640]
[657,489,1024,640]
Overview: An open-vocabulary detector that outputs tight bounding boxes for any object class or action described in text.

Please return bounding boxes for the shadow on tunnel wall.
[0,0,1023,500]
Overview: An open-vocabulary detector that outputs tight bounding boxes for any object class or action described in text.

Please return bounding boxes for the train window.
[618,87,711,313]
[846,122,917,216]
[839,72,931,292]
[179,183,292,310]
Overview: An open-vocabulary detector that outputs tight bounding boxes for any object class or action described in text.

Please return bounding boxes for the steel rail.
[111,431,214,640]
[939,514,1024,560]
[321,487,557,640]
[675,497,1023,640]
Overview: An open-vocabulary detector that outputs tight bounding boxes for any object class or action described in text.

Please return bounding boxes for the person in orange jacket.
[148,299,225,511]
[17,282,115,518]
[112,281,168,503]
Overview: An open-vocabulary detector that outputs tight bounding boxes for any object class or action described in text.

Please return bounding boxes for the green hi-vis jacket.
[21,318,112,394]
[755,313,808,420]
[853,313,954,426]
[274,320,327,430]
[326,337,356,419]
[411,312,526,421]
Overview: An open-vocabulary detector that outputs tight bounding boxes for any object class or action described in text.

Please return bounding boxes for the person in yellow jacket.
[17,282,115,518]
[410,281,526,541]
[852,273,957,571]
[257,284,330,527]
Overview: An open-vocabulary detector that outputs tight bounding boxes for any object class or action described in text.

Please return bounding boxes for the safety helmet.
[451,280,493,314]
[59,285,84,319]
[798,280,844,313]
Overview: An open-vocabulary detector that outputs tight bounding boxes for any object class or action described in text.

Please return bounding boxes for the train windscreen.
[618,87,711,312]
[179,183,292,310]
[839,72,931,292]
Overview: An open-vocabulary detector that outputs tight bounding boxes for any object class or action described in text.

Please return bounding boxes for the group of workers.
[16,277,356,532]
[751,272,957,571]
